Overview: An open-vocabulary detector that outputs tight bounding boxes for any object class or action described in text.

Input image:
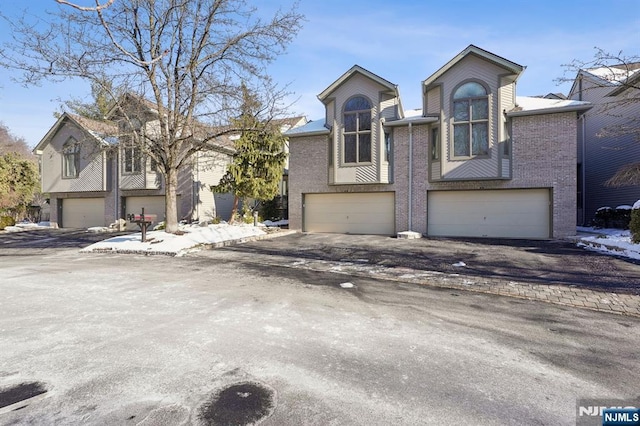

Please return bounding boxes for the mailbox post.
[128,207,156,242]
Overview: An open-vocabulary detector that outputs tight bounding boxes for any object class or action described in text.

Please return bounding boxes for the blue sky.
[1,0,639,147]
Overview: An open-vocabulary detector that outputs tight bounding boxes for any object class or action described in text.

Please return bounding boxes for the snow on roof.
[404,108,423,118]
[585,65,640,85]
[506,96,591,117]
[285,119,329,136]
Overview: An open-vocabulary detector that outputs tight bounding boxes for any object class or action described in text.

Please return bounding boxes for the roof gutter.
[382,116,438,127]
[286,129,331,138]
[506,104,592,118]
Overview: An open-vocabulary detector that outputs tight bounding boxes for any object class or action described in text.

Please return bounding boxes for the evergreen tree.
[0,152,39,218]
[0,123,39,219]
[213,86,288,222]
[58,80,116,120]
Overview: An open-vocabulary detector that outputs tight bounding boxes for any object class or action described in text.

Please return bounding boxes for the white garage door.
[427,189,550,239]
[125,196,166,220]
[304,192,395,235]
[62,198,105,228]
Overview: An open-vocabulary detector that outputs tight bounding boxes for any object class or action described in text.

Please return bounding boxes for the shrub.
[0,216,16,230]
[259,196,287,221]
[593,206,614,228]
[631,201,640,244]
[242,211,262,224]
[613,205,632,229]
[238,204,262,225]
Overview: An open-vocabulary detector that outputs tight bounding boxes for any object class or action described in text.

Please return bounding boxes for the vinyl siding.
[429,55,511,180]
[193,150,232,221]
[570,75,640,223]
[120,170,145,189]
[426,86,441,115]
[499,75,515,179]
[379,93,398,120]
[40,122,107,193]
[330,73,389,184]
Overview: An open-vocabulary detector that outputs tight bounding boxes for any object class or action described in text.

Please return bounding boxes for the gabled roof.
[271,116,307,132]
[318,65,398,102]
[423,45,524,88]
[105,93,160,120]
[34,112,119,152]
[570,63,640,98]
[505,96,591,117]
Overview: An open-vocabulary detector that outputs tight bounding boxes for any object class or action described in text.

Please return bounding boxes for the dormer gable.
[423,44,524,89]
[421,45,525,181]
[319,65,398,100]
[317,65,401,185]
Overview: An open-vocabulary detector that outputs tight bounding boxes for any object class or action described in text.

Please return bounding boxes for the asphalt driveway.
[202,232,640,295]
[1,239,639,425]
[3,229,640,295]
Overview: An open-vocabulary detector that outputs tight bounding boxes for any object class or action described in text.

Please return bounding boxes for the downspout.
[408,122,413,231]
[581,114,586,226]
[194,152,199,222]
[578,75,587,226]
[113,148,120,228]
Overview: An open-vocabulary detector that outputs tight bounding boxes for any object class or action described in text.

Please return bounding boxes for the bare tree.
[0,122,33,158]
[55,0,115,12]
[560,48,640,187]
[0,0,303,233]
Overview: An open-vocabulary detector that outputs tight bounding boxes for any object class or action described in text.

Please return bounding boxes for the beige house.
[287,45,591,239]
[34,112,235,228]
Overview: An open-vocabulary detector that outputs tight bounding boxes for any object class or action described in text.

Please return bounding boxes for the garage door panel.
[428,189,550,239]
[63,198,105,228]
[304,192,395,235]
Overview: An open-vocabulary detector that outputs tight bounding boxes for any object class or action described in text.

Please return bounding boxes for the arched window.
[452,81,489,157]
[62,137,80,178]
[343,96,372,163]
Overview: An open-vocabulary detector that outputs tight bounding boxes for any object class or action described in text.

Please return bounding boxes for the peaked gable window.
[62,137,80,178]
[343,96,372,164]
[452,82,489,158]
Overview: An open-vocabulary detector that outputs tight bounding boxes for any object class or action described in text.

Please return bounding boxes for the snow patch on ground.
[263,219,288,227]
[2,221,53,232]
[81,223,266,256]
[576,227,640,260]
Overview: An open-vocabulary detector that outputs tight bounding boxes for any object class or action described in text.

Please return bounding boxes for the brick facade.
[287,46,586,239]
[289,112,578,238]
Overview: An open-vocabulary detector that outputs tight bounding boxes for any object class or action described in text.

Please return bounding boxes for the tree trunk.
[164,167,179,233]
[229,195,240,224]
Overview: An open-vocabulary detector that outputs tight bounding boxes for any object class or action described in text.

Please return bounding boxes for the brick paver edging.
[247,255,640,318]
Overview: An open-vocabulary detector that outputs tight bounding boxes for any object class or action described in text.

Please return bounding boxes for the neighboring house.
[568,63,640,225]
[286,45,591,239]
[34,112,234,228]
[34,105,304,228]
